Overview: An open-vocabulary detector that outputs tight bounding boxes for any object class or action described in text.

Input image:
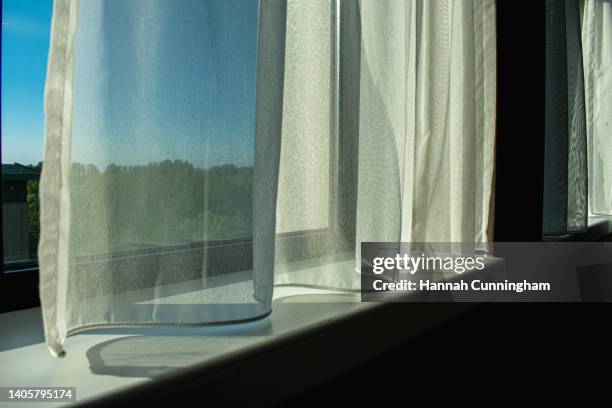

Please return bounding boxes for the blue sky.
[2,0,258,169]
[1,0,52,166]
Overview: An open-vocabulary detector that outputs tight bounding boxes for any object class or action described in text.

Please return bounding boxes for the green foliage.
[26,180,40,259]
[25,162,42,259]
[69,160,253,256]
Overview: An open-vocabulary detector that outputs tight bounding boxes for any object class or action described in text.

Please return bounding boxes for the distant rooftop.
[2,163,41,181]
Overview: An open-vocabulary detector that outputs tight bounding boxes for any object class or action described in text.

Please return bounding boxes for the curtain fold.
[543,0,612,235]
[39,0,79,358]
[544,0,589,235]
[581,0,612,216]
[40,0,497,356]
[274,0,496,290]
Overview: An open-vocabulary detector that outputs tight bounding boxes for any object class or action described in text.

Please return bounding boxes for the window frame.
[492,0,546,242]
[0,168,42,312]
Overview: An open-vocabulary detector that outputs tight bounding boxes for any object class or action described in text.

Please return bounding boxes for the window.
[1,1,52,270]
[0,0,52,312]
[1,0,344,312]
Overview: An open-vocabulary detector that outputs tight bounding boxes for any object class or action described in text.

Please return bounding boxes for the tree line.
[26,160,254,257]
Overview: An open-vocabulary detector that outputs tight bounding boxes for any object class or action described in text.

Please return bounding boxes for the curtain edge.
[39,0,79,358]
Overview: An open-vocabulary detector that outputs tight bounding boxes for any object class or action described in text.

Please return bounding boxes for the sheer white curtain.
[40,0,285,357]
[543,0,589,235]
[274,0,496,290]
[40,0,496,356]
[581,0,612,215]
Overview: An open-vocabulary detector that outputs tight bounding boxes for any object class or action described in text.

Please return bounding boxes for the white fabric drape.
[274,0,496,290]
[40,0,285,357]
[357,0,496,244]
[581,0,612,215]
[40,0,496,356]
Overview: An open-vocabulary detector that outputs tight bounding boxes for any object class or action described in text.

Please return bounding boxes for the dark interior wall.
[290,303,610,404]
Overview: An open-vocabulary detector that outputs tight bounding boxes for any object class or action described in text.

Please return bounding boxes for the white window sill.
[0,289,362,406]
[0,260,478,406]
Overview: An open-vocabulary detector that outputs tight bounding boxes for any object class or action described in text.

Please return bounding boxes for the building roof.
[1,163,41,181]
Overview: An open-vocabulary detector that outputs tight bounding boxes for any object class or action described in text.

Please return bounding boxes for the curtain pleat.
[39,0,78,358]
[356,0,496,245]
[581,0,612,216]
[275,0,496,290]
[544,0,589,235]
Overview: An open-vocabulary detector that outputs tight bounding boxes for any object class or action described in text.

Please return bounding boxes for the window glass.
[1,0,52,265]
[68,0,259,257]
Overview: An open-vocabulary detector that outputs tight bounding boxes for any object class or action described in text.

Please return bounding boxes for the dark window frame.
[493,0,546,242]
